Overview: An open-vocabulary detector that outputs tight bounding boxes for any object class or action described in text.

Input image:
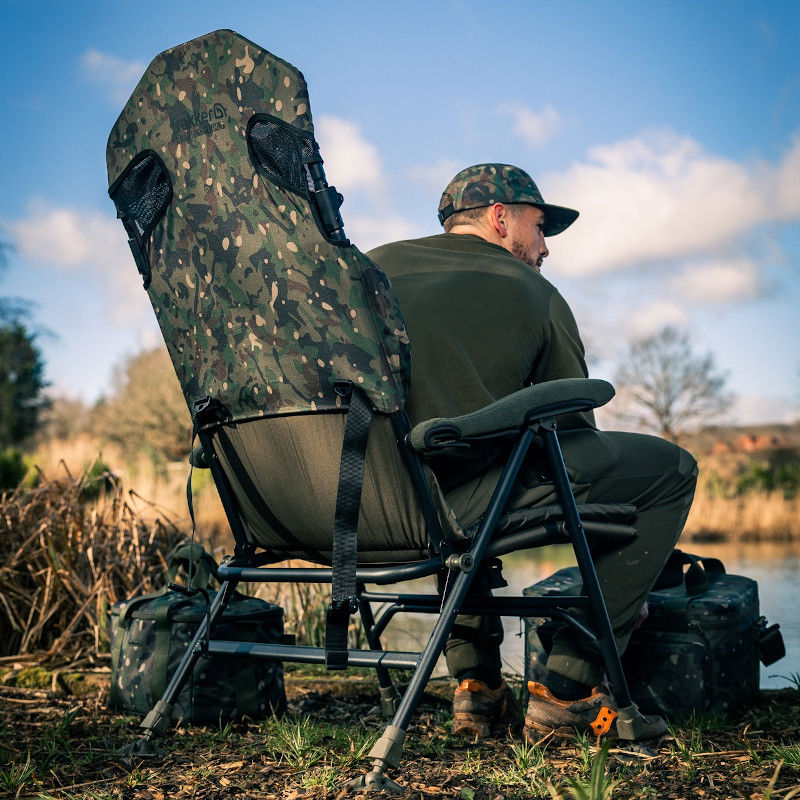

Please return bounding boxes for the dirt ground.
[1,667,799,799]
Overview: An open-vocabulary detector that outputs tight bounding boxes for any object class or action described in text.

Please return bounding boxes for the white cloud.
[544,130,800,277]
[140,327,163,350]
[80,48,144,105]
[313,117,422,249]
[407,158,462,192]
[9,202,148,327]
[498,103,564,148]
[672,257,762,304]
[347,214,424,253]
[626,299,688,338]
[9,198,419,311]
[11,205,127,270]
[723,393,800,425]
[316,115,383,191]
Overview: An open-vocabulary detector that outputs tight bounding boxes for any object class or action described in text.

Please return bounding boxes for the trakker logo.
[174,102,228,141]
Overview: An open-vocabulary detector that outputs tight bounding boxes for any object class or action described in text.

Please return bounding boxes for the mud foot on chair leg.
[117,734,167,761]
[346,766,404,794]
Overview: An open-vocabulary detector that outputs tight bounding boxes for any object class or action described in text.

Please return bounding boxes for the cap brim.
[537,203,579,237]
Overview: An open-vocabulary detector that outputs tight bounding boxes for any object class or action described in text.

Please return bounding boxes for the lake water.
[380,540,800,689]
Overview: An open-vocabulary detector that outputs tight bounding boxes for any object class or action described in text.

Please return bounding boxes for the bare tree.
[91,347,191,461]
[615,327,733,440]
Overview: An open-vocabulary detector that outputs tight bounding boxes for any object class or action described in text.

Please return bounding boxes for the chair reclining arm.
[407,378,614,453]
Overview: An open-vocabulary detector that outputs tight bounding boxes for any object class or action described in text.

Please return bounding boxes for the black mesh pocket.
[109,150,172,289]
[247,114,317,198]
[109,150,172,240]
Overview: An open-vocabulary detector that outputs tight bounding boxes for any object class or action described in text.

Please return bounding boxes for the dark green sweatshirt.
[368,233,593,488]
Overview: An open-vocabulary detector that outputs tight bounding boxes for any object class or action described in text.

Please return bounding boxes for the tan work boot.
[524,681,667,741]
[452,678,522,738]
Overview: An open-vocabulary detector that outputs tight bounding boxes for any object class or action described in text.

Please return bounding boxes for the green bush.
[0,448,28,490]
[79,458,118,501]
[736,460,800,499]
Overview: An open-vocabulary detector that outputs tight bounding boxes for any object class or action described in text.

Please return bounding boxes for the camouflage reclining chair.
[106,29,652,790]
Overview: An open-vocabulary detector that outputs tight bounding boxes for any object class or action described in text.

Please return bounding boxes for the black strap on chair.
[326,383,373,669]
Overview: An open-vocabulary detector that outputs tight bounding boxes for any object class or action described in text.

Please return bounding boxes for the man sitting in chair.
[367,164,698,740]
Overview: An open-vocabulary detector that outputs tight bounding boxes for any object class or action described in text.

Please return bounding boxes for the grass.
[0,752,35,797]
[772,672,800,691]
[481,737,553,794]
[547,742,619,800]
[771,743,800,769]
[260,713,378,773]
[1,669,800,799]
[761,760,800,800]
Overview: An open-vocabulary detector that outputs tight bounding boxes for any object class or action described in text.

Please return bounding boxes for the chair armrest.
[408,378,614,453]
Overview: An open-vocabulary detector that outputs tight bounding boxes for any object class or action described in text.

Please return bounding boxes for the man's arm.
[527,291,596,429]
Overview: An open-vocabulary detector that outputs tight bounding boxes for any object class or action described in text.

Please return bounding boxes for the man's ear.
[488,203,508,238]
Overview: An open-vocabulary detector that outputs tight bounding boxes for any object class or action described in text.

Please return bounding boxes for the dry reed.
[683,469,800,540]
[30,435,800,546]
[0,466,182,662]
[30,435,230,546]
[7,435,793,665]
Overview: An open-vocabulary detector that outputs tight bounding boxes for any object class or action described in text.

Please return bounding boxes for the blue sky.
[1,1,798,424]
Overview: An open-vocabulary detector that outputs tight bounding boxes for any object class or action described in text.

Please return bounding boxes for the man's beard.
[511,239,542,271]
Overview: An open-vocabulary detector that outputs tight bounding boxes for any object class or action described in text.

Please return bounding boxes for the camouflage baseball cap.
[437,163,579,236]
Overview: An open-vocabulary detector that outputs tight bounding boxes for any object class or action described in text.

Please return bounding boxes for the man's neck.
[446,224,503,248]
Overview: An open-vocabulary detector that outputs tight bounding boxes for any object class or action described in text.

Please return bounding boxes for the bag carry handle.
[165,542,220,591]
[654,548,725,596]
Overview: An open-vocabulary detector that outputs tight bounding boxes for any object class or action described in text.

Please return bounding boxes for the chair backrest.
[106,29,446,562]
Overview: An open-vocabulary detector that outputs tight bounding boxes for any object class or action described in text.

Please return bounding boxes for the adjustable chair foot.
[379,685,401,718]
[615,703,665,743]
[140,700,174,736]
[117,700,174,760]
[346,764,404,794]
[347,725,406,792]
[117,732,167,760]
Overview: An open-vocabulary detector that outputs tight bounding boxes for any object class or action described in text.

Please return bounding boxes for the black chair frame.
[129,395,654,792]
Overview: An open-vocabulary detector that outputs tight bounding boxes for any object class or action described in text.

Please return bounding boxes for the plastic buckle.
[192,396,229,425]
[327,596,359,620]
[333,379,353,399]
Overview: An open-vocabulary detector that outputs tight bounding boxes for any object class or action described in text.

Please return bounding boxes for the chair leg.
[120,579,240,757]
[540,424,656,740]
[358,586,401,717]
[348,429,535,791]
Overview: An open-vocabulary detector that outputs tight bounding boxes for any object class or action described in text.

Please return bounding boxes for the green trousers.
[442,429,698,687]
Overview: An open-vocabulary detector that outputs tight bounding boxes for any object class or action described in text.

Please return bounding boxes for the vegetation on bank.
[7,430,799,550]
[682,452,800,542]
[0,344,797,796]
[1,667,800,799]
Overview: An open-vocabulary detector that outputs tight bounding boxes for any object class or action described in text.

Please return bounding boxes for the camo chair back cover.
[107,30,446,562]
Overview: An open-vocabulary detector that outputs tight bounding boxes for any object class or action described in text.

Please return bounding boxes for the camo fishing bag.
[524,549,784,718]
[109,544,287,723]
